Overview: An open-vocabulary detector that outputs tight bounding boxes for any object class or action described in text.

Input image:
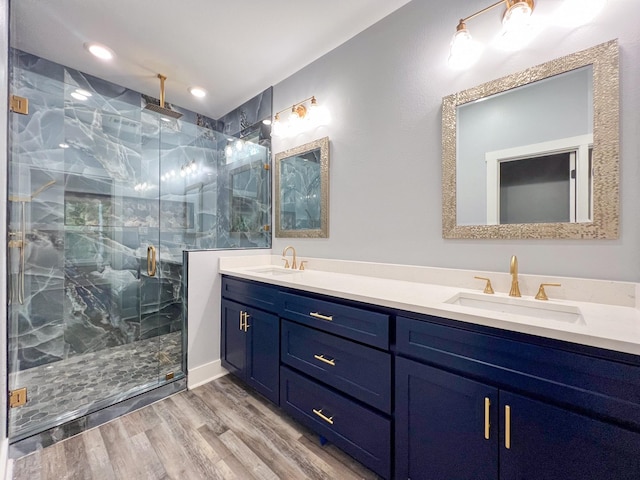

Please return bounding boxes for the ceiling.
[11,0,412,119]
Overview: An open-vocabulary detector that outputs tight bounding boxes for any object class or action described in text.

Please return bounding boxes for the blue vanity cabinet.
[498,390,640,480]
[396,356,499,480]
[395,315,640,480]
[281,319,392,413]
[221,277,280,404]
[278,290,392,479]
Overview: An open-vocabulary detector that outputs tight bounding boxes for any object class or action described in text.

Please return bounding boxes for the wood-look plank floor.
[11,375,381,480]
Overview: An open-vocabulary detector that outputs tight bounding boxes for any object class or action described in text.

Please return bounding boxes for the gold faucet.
[282,246,297,269]
[509,255,521,297]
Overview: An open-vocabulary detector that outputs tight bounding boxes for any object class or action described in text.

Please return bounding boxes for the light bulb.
[503,1,533,31]
[448,24,483,70]
[271,115,282,137]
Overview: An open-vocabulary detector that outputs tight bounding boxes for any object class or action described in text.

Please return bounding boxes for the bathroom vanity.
[219,257,640,480]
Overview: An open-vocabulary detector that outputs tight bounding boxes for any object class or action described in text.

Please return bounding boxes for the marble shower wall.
[8,50,271,373]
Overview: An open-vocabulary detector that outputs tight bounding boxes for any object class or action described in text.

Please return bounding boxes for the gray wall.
[272,0,640,282]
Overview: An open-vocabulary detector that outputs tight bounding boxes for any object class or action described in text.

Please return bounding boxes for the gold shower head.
[144,74,183,119]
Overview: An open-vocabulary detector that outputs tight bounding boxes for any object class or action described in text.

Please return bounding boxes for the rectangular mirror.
[442,40,619,239]
[275,137,329,238]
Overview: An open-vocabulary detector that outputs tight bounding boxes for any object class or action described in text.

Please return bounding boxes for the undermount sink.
[445,292,584,324]
[247,266,300,276]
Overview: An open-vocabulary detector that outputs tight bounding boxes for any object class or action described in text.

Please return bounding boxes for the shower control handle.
[147,245,157,277]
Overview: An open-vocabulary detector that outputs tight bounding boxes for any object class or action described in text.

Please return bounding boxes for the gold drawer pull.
[505,405,511,449]
[484,397,490,440]
[310,312,333,321]
[313,354,336,366]
[312,408,334,425]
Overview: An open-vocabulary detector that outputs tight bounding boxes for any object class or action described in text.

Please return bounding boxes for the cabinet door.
[246,307,279,404]
[221,299,246,377]
[500,391,640,480]
[396,357,498,480]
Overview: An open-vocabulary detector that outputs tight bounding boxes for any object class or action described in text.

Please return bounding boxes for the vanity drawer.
[279,292,389,349]
[281,320,391,413]
[396,315,640,430]
[280,367,391,479]
[221,276,279,313]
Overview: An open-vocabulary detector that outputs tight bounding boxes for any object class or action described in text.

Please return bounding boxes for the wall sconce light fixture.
[272,96,330,138]
[449,0,608,70]
[449,0,535,69]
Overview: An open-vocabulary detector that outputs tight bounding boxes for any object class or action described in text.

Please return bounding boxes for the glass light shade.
[448,28,483,70]
[554,0,607,27]
[503,1,533,30]
[313,104,331,126]
[271,119,282,137]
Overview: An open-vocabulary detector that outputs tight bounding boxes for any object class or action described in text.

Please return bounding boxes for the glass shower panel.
[220,138,271,249]
[7,55,164,441]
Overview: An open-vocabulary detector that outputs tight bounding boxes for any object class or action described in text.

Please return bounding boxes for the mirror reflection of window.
[486,135,594,225]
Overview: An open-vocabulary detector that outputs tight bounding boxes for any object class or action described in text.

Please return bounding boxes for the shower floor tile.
[8,331,183,440]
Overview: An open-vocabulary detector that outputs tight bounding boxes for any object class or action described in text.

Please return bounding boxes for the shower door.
[6,52,182,441]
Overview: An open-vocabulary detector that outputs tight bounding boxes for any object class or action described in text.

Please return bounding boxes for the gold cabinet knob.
[535,283,561,300]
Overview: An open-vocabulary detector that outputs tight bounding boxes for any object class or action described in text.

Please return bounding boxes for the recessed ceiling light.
[84,42,114,60]
[75,88,92,97]
[59,143,70,149]
[70,92,88,101]
[188,86,207,98]
[262,119,272,125]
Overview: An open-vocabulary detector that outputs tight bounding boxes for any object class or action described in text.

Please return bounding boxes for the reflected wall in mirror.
[442,40,619,239]
[275,137,329,238]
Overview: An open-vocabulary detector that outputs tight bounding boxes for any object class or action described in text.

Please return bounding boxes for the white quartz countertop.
[219,256,640,356]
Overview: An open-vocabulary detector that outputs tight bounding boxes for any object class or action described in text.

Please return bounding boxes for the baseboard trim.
[188,360,228,389]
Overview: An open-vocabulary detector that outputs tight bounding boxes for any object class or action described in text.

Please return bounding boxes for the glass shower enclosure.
[6,50,271,442]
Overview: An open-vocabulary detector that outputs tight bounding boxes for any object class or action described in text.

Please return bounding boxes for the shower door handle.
[147,245,157,277]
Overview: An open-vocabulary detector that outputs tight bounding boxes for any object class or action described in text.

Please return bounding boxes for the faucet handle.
[474,276,495,294]
[535,283,561,301]
[299,260,308,271]
[282,258,290,269]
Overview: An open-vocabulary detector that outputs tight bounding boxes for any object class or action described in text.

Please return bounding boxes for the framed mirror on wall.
[442,40,619,239]
[274,137,329,238]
